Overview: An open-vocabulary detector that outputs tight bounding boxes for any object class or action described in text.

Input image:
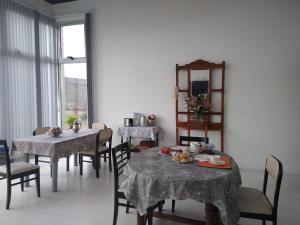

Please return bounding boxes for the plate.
[194,154,220,162]
[209,159,226,166]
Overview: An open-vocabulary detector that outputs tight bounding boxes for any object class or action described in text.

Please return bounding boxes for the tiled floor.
[0,157,299,225]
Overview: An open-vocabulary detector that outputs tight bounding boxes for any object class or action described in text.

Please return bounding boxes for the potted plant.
[185,94,212,124]
[65,114,79,129]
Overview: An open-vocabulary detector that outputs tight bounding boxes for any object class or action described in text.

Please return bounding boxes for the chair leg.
[172,199,176,213]
[50,164,53,178]
[108,151,112,172]
[20,177,24,192]
[36,171,40,197]
[6,179,11,210]
[79,154,83,176]
[104,152,107,162]
[34,155,38,165]
[273,218,277,225]
[126,201,130,213]
[66,156,69,172]
[147,209,153,225]
[262,220,266,225]
[95,154,99,178]
[113,197,119,225]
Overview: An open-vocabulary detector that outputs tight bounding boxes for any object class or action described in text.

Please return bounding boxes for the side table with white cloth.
[11,128,99,192]
[117,126,160,146]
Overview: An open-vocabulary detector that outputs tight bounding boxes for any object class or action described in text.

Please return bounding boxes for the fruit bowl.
[48,127,62,137]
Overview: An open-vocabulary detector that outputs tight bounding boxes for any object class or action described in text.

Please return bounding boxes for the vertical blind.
[0,0,58,143]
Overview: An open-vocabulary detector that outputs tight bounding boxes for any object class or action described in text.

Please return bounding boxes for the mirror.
[190,70,209,96]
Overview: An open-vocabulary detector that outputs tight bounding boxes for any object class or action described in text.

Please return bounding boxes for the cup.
[190,142,200,153]
[182,146,190,155]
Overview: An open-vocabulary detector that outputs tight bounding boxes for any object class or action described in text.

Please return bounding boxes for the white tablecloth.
[117,126,159,140]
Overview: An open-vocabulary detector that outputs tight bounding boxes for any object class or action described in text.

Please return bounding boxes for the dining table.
[11,128,99,192]
[124,147,242,225]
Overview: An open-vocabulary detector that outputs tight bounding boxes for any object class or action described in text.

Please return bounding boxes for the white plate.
[194,154,211,162]
[194,154,220,162]
[209,159,225,166]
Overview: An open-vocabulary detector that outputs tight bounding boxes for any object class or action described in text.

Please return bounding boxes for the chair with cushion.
[79,128,113,178]
[112,142,159,225]
[92,122,107,130]
[33,127,70,175]
[0,140,40,209]
[238,155,283,225]
[92,122,110,163]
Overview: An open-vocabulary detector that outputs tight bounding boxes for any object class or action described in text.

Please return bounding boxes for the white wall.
[53,0,300,175]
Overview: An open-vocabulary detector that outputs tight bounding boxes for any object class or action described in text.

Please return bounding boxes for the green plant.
[65,114,78,128]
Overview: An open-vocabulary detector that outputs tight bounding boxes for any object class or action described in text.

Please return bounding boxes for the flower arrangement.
[147,114,156,120]
[147,114,156,126]
[185,94,212,123]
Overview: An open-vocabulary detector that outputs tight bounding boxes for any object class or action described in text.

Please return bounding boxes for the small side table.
[117,126,160,146]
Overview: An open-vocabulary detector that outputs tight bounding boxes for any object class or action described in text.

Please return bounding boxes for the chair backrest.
[0,140,11,176]
[92,122,107,130]
[263,155,283,215]
[95,128,113,154]
[111,142,131,192]
[179,136,209,145]
[33,127,51,136]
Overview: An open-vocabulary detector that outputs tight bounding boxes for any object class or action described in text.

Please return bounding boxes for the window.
[59,24,88,129]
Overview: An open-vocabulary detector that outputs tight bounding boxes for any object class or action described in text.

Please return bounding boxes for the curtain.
[0,0,58,143]
[39,14,59,127]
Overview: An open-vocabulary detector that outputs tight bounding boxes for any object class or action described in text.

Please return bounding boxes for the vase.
[148,119,155,126]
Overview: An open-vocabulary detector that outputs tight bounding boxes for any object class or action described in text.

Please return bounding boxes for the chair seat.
[0,162,39,176]
[238,186,273,215]
[79,146,109,155]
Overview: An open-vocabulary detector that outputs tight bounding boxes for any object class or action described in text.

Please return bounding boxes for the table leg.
[205,203,220,225]
[156,133,159,146]
[51,161,58,192]
[73,153,78,166]
[137,211,146,225]
[24,153,30,187]
[121,137,123,143]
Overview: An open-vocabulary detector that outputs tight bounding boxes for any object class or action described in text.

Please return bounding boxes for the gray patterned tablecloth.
[11,128,99,162]
[124,147,242,225]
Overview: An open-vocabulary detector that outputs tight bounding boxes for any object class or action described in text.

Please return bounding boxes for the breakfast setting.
[160,142,232,169]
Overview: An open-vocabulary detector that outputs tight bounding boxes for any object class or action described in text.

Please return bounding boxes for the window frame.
[58,21,88,129]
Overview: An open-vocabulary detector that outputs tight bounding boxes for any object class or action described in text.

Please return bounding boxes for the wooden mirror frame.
[175,59,225,151]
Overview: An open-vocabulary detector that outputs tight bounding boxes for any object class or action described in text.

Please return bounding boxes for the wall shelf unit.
[175,59,225,151]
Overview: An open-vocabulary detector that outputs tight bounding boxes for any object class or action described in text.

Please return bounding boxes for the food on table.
[161,146,171,154]
[172,152,192,163]
[48,127,62,137]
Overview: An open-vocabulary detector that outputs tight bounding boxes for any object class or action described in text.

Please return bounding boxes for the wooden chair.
[238,155,283,225]
[33,127,70,175]
[112,142,159,225]
[0,140,40,209]
[92,122,110,163]
[179,135,209,146]
[92,122,107,130]
[79,128,113,178]
[170,135,210,212]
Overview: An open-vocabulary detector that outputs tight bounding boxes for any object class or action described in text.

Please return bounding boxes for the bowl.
[48,127,62,137]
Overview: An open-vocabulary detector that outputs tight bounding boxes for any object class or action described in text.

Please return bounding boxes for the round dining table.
[124,147,242,225]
